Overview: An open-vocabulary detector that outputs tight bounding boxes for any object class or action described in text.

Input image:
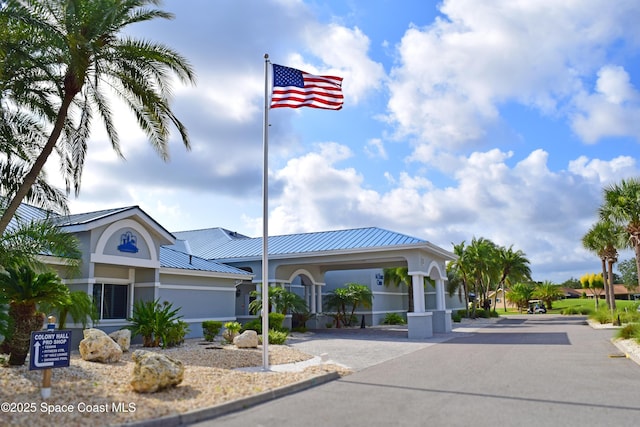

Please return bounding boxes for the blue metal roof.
[172,228,250,258]
[159,247,252,276]
[53,206,135,227]
[200,227,427,260]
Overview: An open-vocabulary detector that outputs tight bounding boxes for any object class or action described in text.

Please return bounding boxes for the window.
[93,284,129,319]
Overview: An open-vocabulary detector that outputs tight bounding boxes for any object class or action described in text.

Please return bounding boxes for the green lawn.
[493,298,640,315]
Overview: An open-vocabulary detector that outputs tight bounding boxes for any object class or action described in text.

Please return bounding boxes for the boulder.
[233,330,259,348]
[130,350,184,393]
[108,329,131,352]
[79,328,123,363]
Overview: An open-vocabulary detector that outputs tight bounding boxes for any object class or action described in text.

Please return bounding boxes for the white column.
[317,285,323,312]
[412,274,425,313]
[436,278,446,310]
[311,283,317,313]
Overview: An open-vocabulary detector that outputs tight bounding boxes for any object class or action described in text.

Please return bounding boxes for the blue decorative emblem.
[117,231,139,253]
[375,273,384,286]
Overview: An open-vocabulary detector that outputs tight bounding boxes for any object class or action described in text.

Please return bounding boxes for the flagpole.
[262,53,270,371]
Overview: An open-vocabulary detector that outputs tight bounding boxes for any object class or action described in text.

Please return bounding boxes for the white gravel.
[0,339,351,427]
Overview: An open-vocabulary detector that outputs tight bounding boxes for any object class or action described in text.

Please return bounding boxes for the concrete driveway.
[191,315,640,427]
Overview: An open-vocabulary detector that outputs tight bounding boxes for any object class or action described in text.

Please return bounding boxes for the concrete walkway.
[191,315,640,427]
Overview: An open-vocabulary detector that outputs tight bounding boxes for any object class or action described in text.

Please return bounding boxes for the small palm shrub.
[127,299,183,347]
[381,312,406,325]
[222,321,242,343]
[202,320,223,342]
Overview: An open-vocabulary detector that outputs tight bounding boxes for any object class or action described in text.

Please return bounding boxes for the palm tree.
[248,287,308,316]
[39,290,98,330]
[0,0,196,235]
[495,245,531,312]
[325,283,373,327]
[0,216,81,273]
[448,242,471,316]
[600,178,640,288]
[0,265,71,365]
[466,237,500,313]
[506,282,534,313]
[383,267,414,313]
[532,281,563,310]
[582,220,624,309]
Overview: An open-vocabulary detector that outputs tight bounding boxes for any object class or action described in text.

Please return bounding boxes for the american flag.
[270,64,344,110]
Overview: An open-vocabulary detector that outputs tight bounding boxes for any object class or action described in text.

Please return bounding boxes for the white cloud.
[292,23,386,103]
[265,143,638,281]
[571,66,640,142]
[364,138,387,159]
[385,0,640,153]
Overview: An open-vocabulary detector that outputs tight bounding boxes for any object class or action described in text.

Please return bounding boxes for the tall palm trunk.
[7,302,45,366]
[0,85,76,235]
[600,257,611,308]
[607,258,617,310]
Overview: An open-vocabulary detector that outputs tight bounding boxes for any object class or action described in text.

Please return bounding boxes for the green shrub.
[451,310,463,323]
[380,312,406,325]
[242,318,263,334]
[222,321,242,343]
[202,320,223,342]
[591,308,613,324]
[162,320,190,348]
[619,309,640,324]
[268,329,289,345]
[269,312,286,331]
[616,323,640,340]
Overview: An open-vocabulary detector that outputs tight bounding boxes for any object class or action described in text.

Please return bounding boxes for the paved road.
[191,316,640,427]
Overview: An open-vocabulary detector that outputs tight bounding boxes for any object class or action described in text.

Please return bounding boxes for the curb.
[119,371,340,427]
[611,338,640,367]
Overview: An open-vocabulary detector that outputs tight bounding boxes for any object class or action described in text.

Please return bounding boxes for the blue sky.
[47,0,640,282]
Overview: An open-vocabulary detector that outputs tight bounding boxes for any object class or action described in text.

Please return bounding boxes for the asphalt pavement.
[189,315,640,427]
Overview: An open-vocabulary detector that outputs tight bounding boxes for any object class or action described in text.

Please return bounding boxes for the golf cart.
[527,299,546,314]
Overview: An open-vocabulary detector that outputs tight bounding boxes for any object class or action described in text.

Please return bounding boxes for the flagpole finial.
[264,53,269,60]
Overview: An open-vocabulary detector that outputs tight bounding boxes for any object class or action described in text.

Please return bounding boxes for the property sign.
[29,330,72,370]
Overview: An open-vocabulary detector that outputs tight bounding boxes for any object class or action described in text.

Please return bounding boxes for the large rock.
[109,329,131,352]
[233,330,259,348]
[79,328,123,363]
[130,350,184,393]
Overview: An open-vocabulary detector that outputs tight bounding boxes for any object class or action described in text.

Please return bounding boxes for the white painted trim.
[157,284,236,292]
[91,253,160,268]
[287,268,318,284]
[426,261,446,280]
[372,291,408,296]
[94,218,158,261]
[134,282,160,288]
[160,267,252,280]
[180,317,237,323]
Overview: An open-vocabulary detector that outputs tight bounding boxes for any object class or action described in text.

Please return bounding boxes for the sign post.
[29,316,72,399]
